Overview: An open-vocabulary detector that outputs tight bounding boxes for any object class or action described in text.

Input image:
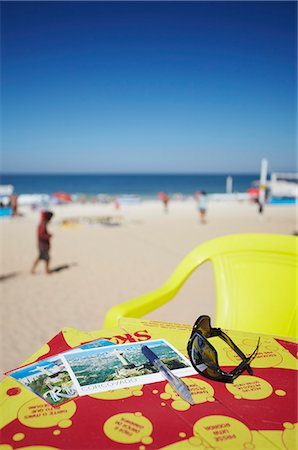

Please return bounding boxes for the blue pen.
[141,345,195,405]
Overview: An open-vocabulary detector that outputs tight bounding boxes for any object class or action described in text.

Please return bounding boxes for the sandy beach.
[0,198,296,374]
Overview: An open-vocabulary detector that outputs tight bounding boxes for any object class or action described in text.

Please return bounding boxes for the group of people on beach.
[159,190,208,223]
[30,190,208,275]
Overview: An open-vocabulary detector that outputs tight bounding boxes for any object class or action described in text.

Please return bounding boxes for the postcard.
[8,355,78,407]
[7,338,115,407]
[62,339,196,395]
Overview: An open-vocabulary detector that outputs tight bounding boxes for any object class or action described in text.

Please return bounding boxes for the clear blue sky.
[1,1,297,174]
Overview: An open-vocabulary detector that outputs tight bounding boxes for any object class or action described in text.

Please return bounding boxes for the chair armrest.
[103,248,210,328]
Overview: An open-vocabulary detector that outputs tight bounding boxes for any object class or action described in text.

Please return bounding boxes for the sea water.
[0,174,259,198]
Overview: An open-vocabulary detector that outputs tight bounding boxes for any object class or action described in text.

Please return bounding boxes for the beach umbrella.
[158,191,167,200]
[247,187,259,195]
[52,192,72,203]
[247,187,259,201]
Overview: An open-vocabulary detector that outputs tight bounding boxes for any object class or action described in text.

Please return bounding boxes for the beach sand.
[0,198,296,373]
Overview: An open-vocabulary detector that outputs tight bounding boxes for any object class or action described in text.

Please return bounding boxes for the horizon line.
[1,171,271,176]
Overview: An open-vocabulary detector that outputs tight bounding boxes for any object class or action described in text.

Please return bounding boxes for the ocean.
[0,174,258,198]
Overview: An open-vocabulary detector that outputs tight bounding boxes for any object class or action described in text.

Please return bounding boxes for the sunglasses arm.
[227,337,260,378]
[215,328,255,375]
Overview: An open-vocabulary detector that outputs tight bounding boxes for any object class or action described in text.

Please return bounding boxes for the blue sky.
[10,357,61,379]
[1,1,297,174]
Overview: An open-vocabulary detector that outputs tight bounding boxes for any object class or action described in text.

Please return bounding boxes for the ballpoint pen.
[141,345,195,405]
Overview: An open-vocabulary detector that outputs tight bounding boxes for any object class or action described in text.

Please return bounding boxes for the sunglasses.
[187,315,260,383]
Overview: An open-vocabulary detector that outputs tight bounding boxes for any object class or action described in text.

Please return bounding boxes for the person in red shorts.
[31,211,54,274]
[159,192,169,213]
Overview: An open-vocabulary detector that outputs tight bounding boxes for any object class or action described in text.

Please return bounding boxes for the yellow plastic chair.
[104,234,298,337]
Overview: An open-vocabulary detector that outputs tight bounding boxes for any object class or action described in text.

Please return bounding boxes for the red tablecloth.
[1,319,297,449]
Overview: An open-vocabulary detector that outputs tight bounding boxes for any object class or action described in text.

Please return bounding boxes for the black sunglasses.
[187,315,260,383]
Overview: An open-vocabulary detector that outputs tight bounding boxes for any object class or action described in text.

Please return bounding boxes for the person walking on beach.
[197,191,208,224]
[31,211,54,274]
[159,192,169,213]
[10,194,18,217]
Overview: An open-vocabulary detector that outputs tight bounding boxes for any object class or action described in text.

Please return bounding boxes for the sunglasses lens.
[191,334,217,367]
[194,315,212,336]
[199,316,211,333]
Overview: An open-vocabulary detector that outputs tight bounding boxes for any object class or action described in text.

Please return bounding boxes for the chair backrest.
[104,234,297,337]
[206,234,297,336]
